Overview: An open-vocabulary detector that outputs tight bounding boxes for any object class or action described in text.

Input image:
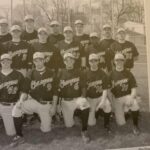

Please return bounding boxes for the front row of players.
[0,51,140,146]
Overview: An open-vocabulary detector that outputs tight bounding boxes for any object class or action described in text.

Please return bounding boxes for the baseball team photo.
[0,0,150,150]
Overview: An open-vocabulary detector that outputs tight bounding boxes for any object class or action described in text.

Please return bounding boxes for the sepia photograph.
[0,0,149,150]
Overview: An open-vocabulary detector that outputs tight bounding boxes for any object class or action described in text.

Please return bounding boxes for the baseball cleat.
[133,126,140,135]
[81,131,91,143]
[105,126,112,134]
[10,136,25,147]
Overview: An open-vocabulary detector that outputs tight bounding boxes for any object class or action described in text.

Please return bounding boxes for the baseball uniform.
[0,33,12,43]
[99,38,116,71]
[57,68,90,129]
[110,40,139,69]
[3,40,33,76]
[31,41,60,70]
[21,30,38,44]
[85,68,111,126]
[0,69,26,136]
[74,34,90,49]
[48,33,64,46]
[85,43,107,70]
[109,69,139,125]
[56,40,84,69]
[12,67,57,132]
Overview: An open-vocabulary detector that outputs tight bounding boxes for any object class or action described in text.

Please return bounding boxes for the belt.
[62,97,79,101]
[39,101,52,105]
[0,102,16,106]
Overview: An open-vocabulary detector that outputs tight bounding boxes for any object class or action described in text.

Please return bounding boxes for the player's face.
[64,31,73,41]
[89,59,99,69]
[1,59,12,69]
[0,23,8,34]
[25,19,34,29]
[103,28,111,38]
[11,30,21,38]
[33,58,45,70]
[64,57,75,69]
[90,37,99,45]
[117,32,126,41]
[114,59,124,69]
[38,31,48,42]
[51,25,59,34]
[75,24,83,34]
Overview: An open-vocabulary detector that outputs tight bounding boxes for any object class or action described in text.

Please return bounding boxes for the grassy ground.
[0,44,150,150]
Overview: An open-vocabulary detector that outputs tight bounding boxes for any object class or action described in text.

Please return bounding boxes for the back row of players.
[0,15,140,145]
[0,15,139,73]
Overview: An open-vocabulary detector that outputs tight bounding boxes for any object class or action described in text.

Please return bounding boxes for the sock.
[13,117,23,137]
[131,110,139,127]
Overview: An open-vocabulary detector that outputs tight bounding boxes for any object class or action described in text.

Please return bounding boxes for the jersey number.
[121,84,128,92]
[8,86,18,94]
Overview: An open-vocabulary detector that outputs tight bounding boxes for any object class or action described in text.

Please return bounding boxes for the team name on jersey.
[112,78,128,87]
[9,49,28,57]
[31,78,53,89]
[81,40,89,45]
[0,80,18,89]
[122,48,132,54]
[43,52,53,56]
[61,47,79,55]
[60,77,79,88]
[87,80,102,89]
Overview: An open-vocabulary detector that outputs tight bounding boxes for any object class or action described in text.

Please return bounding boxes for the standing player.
[57,52,90,143]
[48,20,64,46]
[31,27,59,71]
[21,15,38,43]
[12,52,58,146]
[3,25,33,77]
[56,26,85,69]
[74,20,89,66]
[0,18,12,43]
[110,28,139,70]
[74,20,89,48]
[99,24,116,72]
[0,53,26,137]
[85,32,107,70]
[85,54,111,132]
[109,53,140,135]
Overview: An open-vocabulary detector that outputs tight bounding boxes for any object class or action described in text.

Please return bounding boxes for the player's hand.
[126,96,133,107]
[96,100,106,111]
[50,107,56,116]
[16,101,23,109]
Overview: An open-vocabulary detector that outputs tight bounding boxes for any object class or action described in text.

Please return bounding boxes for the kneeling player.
[109,53,140,135]
[57,52,90,143]
[12,52,58,146]
[85,54,111,133]
[0,53,26,137]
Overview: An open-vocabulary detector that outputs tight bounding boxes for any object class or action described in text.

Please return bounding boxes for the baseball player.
[99,24,116,72]
[109,53,140,135]
[12,52,58,146]
[0,53,26,137]
[74,20,89,66]
[48,20,64,46]
[110,28,139,70]
[56,52,90,143]
[21,15,38,43]
[3,25,33,77]
[0,18,12,43]
[31,27,59,71]
[85,32,107,71]
[56,26,86,69]
[74,20,89,48]
[85,53,111,133]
